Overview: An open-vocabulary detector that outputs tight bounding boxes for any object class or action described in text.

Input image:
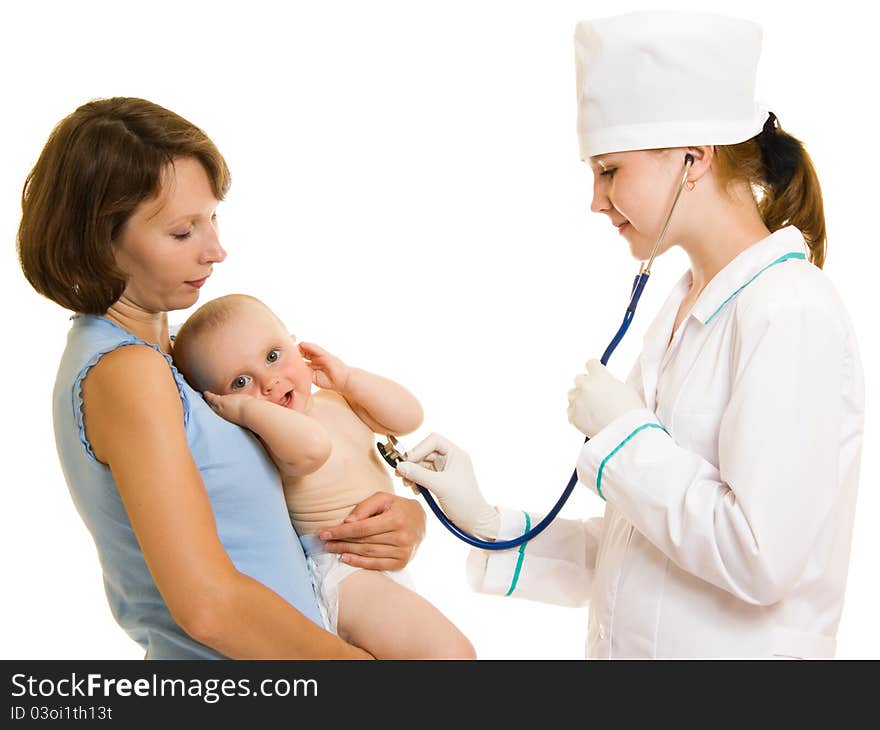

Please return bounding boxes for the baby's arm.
[299,342,423,435]
[341,367,423,435]
[204,392,331,476]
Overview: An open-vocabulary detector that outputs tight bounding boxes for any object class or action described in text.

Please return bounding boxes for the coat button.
[598,623,606,640]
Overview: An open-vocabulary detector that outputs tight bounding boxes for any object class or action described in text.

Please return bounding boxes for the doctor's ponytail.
[714,112,827,269]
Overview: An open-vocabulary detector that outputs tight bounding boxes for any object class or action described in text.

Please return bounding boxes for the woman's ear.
[686,145,714,182]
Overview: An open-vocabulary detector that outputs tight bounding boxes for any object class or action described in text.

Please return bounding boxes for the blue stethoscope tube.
[416,271,648,550]
[393,155,694,551]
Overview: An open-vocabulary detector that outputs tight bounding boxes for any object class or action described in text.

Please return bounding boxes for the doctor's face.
[589,149,689,260]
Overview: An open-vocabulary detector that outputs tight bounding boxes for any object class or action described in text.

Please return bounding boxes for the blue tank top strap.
[69,316,191,462]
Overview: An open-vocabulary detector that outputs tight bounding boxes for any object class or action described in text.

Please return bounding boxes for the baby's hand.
[203,391,256,427]
[298,342,351,392]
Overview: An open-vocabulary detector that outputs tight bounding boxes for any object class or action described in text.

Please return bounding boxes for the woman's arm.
[83,345,371,659]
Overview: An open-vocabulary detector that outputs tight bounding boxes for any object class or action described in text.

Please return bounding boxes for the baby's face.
[199,303,314,412]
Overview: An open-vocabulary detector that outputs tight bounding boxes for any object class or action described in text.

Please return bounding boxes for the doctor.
[391,11,865,658]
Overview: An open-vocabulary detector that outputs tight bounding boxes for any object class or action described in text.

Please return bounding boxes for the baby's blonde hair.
[173,293,281,391]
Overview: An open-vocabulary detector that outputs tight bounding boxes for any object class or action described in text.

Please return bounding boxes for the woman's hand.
[318,492,426,571]
[298,341,351,392]
[567,359,644,438]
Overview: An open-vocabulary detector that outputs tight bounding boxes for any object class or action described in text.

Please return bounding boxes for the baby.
[172,294,474,659]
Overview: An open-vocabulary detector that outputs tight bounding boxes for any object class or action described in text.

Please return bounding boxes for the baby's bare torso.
[283,390,394,535]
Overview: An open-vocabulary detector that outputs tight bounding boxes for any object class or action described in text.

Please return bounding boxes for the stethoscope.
[377,154,695,550]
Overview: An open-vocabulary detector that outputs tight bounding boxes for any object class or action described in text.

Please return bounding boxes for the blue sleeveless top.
[53,315,325,659]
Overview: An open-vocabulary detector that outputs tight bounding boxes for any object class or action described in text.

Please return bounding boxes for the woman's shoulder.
[56,316,193,463]
[85,343,181,401]
[737,258,848,326]
[81,346,189,463]
[60,316,163,377]
[61,316,189,401]
[732,262,859,365]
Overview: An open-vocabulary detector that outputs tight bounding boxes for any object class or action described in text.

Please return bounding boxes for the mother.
[18,97,425,659]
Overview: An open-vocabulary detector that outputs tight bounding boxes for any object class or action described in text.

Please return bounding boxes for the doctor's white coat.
[468,227,865,658]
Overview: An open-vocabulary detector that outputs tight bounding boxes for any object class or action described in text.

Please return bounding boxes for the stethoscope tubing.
[417,271,648,550]
[415,156,693,551]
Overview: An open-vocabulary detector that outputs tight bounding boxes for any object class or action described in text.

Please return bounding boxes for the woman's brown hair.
[714,112,826,268]
[18,97,231,313]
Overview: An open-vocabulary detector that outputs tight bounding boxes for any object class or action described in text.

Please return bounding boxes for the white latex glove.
[567,359,645,438]
[394,433,501,541]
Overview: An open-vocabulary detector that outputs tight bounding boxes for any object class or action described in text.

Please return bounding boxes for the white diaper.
[299,534,415,635]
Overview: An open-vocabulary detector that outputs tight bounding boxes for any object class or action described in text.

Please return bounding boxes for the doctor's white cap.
[575,11,771,160]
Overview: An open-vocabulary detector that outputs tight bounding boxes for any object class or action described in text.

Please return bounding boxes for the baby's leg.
[337,570,476,660]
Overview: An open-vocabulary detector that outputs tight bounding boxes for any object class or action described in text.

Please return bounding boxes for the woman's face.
[589,149,690,260]
[113,156,226,314]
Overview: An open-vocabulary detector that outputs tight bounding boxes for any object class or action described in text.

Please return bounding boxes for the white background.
[1,0,876,660]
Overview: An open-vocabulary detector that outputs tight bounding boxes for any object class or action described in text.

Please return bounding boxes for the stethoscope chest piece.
[377,435,407,469]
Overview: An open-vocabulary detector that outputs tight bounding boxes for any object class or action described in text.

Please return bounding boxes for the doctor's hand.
[394,433,501,541]
[567,360,644,438]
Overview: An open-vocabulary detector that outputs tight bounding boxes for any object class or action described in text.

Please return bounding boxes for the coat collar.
[688,226,808,325]
[637,226,809,411]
